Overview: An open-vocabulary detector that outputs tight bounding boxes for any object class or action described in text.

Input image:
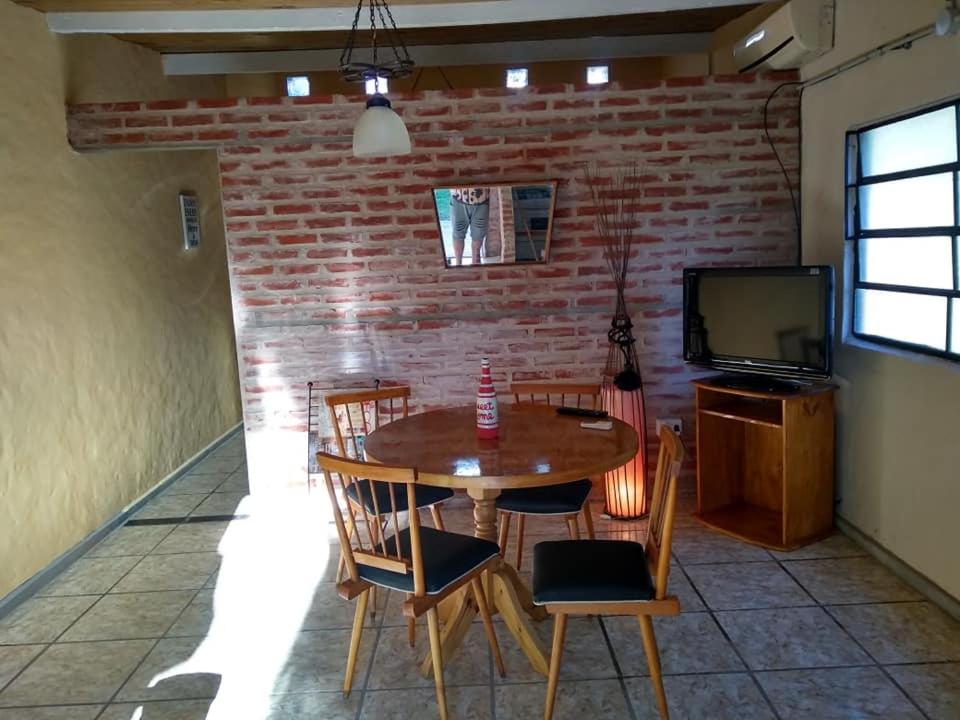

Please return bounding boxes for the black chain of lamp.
[338,0,416,84]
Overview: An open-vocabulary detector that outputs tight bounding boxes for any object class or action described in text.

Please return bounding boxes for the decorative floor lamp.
[585,166,650,519]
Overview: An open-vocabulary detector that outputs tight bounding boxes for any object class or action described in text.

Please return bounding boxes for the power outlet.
[655,418,683,436]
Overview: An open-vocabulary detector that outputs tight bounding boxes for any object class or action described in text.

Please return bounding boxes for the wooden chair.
[326,387,454,530]
[318,452,506,720]
[497,383,602,570]
[533,426,685,720]
[326,386,455,641]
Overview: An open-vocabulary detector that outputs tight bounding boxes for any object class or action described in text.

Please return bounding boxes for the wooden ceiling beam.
[120,6,757,54]
[32,1,763,35]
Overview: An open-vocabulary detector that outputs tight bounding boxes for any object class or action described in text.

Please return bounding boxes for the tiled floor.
[1,435,959,719]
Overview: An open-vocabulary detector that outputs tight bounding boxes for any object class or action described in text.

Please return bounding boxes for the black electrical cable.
[437,67,454,90]
[762,80,804,260]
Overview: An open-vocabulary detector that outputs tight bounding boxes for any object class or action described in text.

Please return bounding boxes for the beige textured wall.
[801,0,960,599]
[0,1,240,598]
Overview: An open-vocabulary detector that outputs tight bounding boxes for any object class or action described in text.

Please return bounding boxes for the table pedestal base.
[419,563,549,678]
[419,488,550,678]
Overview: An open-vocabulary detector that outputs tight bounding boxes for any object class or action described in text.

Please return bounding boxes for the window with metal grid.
[846,100,960,360]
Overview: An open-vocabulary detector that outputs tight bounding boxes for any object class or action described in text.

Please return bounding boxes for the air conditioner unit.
[733,0,835,73]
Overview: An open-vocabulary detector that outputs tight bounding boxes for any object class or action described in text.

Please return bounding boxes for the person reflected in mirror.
[451,187,490,265]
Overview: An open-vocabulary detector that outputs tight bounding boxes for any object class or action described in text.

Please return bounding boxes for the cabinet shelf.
[695,503,784,550]
[698,401,782,427]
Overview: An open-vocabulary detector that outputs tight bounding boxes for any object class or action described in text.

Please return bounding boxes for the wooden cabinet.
[693,379,835,551]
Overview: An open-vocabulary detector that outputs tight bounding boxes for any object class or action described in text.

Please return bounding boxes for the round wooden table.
[364,403,639,676]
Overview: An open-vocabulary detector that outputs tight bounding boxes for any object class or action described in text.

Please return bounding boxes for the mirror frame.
[430,180,560,269]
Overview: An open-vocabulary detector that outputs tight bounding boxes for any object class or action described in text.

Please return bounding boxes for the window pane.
[953,300,960,354]
[856,289,947,350]
[860,106,957,177]
[859,173,954,230]
[859,236,953,289]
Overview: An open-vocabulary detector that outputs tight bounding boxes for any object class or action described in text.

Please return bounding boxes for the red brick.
[197,98,240,109]
[249,128,291,139]
[172,114,215,127]
[125,116,169,128]
[200,130,239,141]
[260,250,299,260]
[256,220,298,231]
[281,264,321,275]
[274,203,314,215]
[305,248,348,259]
[225,206,267,218]
[147,131,195,143]
[277,233,318,245]
[235,265,274,276]
[145,99,189,110]
[326,262,365,273]
[319,202,361,213]
[274,143,313,154]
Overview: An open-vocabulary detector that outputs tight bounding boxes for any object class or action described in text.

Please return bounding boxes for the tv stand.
[693,378,835,551]
[709,373,806,394]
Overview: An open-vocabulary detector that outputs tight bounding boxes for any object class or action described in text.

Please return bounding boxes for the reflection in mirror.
[432,181,559,267]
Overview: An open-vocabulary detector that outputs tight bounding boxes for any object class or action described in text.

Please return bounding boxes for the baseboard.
[837,515,960,623]
[0,422,243,619]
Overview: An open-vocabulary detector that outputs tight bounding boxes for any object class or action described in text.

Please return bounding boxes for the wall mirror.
[431,181,559,267]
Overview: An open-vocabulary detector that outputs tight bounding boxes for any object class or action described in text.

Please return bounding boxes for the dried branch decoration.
[583,164,647,391]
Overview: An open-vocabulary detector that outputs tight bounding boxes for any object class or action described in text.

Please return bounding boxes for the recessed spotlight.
[586,65,609,85]
[365,77,389,95]
[506,68,529,89]
[286,75,311,97]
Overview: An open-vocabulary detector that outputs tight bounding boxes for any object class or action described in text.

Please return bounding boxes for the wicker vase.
[601,307,649,519]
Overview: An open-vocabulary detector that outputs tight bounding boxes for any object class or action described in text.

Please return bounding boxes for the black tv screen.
[683,266,835,380]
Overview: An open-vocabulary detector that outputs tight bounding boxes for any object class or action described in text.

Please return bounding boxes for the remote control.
[556,406,609,419]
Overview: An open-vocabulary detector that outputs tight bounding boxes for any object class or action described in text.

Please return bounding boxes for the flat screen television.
[683,266,835,383]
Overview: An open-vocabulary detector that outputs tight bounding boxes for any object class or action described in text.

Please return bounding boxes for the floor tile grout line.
[811,596,933,720]
[710,616,784,720]
[762,535,933,719]
[874,664,933,720]
[79,525,221,715]
[88,522,179,558]
[680,560,785,720]
[90,567,218,720]
[0,514,202,698]
[0,641,51,697]
[597,615,640,720]
[44,545,154,643]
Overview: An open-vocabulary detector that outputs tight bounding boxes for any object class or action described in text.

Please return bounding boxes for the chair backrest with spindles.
[325,386,411,460]
[317,451,428,597]
[511,382,602,409]
[645,426,685,600]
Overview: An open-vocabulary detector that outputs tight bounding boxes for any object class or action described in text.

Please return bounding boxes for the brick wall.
[68,72,800,490]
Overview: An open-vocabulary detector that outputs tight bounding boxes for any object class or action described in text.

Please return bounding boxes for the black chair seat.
[495,478,592,515]
[532,540,656,604]
[346,480,454,515]
[358,527,499,594]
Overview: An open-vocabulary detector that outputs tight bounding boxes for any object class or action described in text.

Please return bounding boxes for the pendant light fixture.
[339,0,415,157]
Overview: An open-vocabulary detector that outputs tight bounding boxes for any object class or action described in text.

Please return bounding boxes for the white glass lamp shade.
[352,94,411,157]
